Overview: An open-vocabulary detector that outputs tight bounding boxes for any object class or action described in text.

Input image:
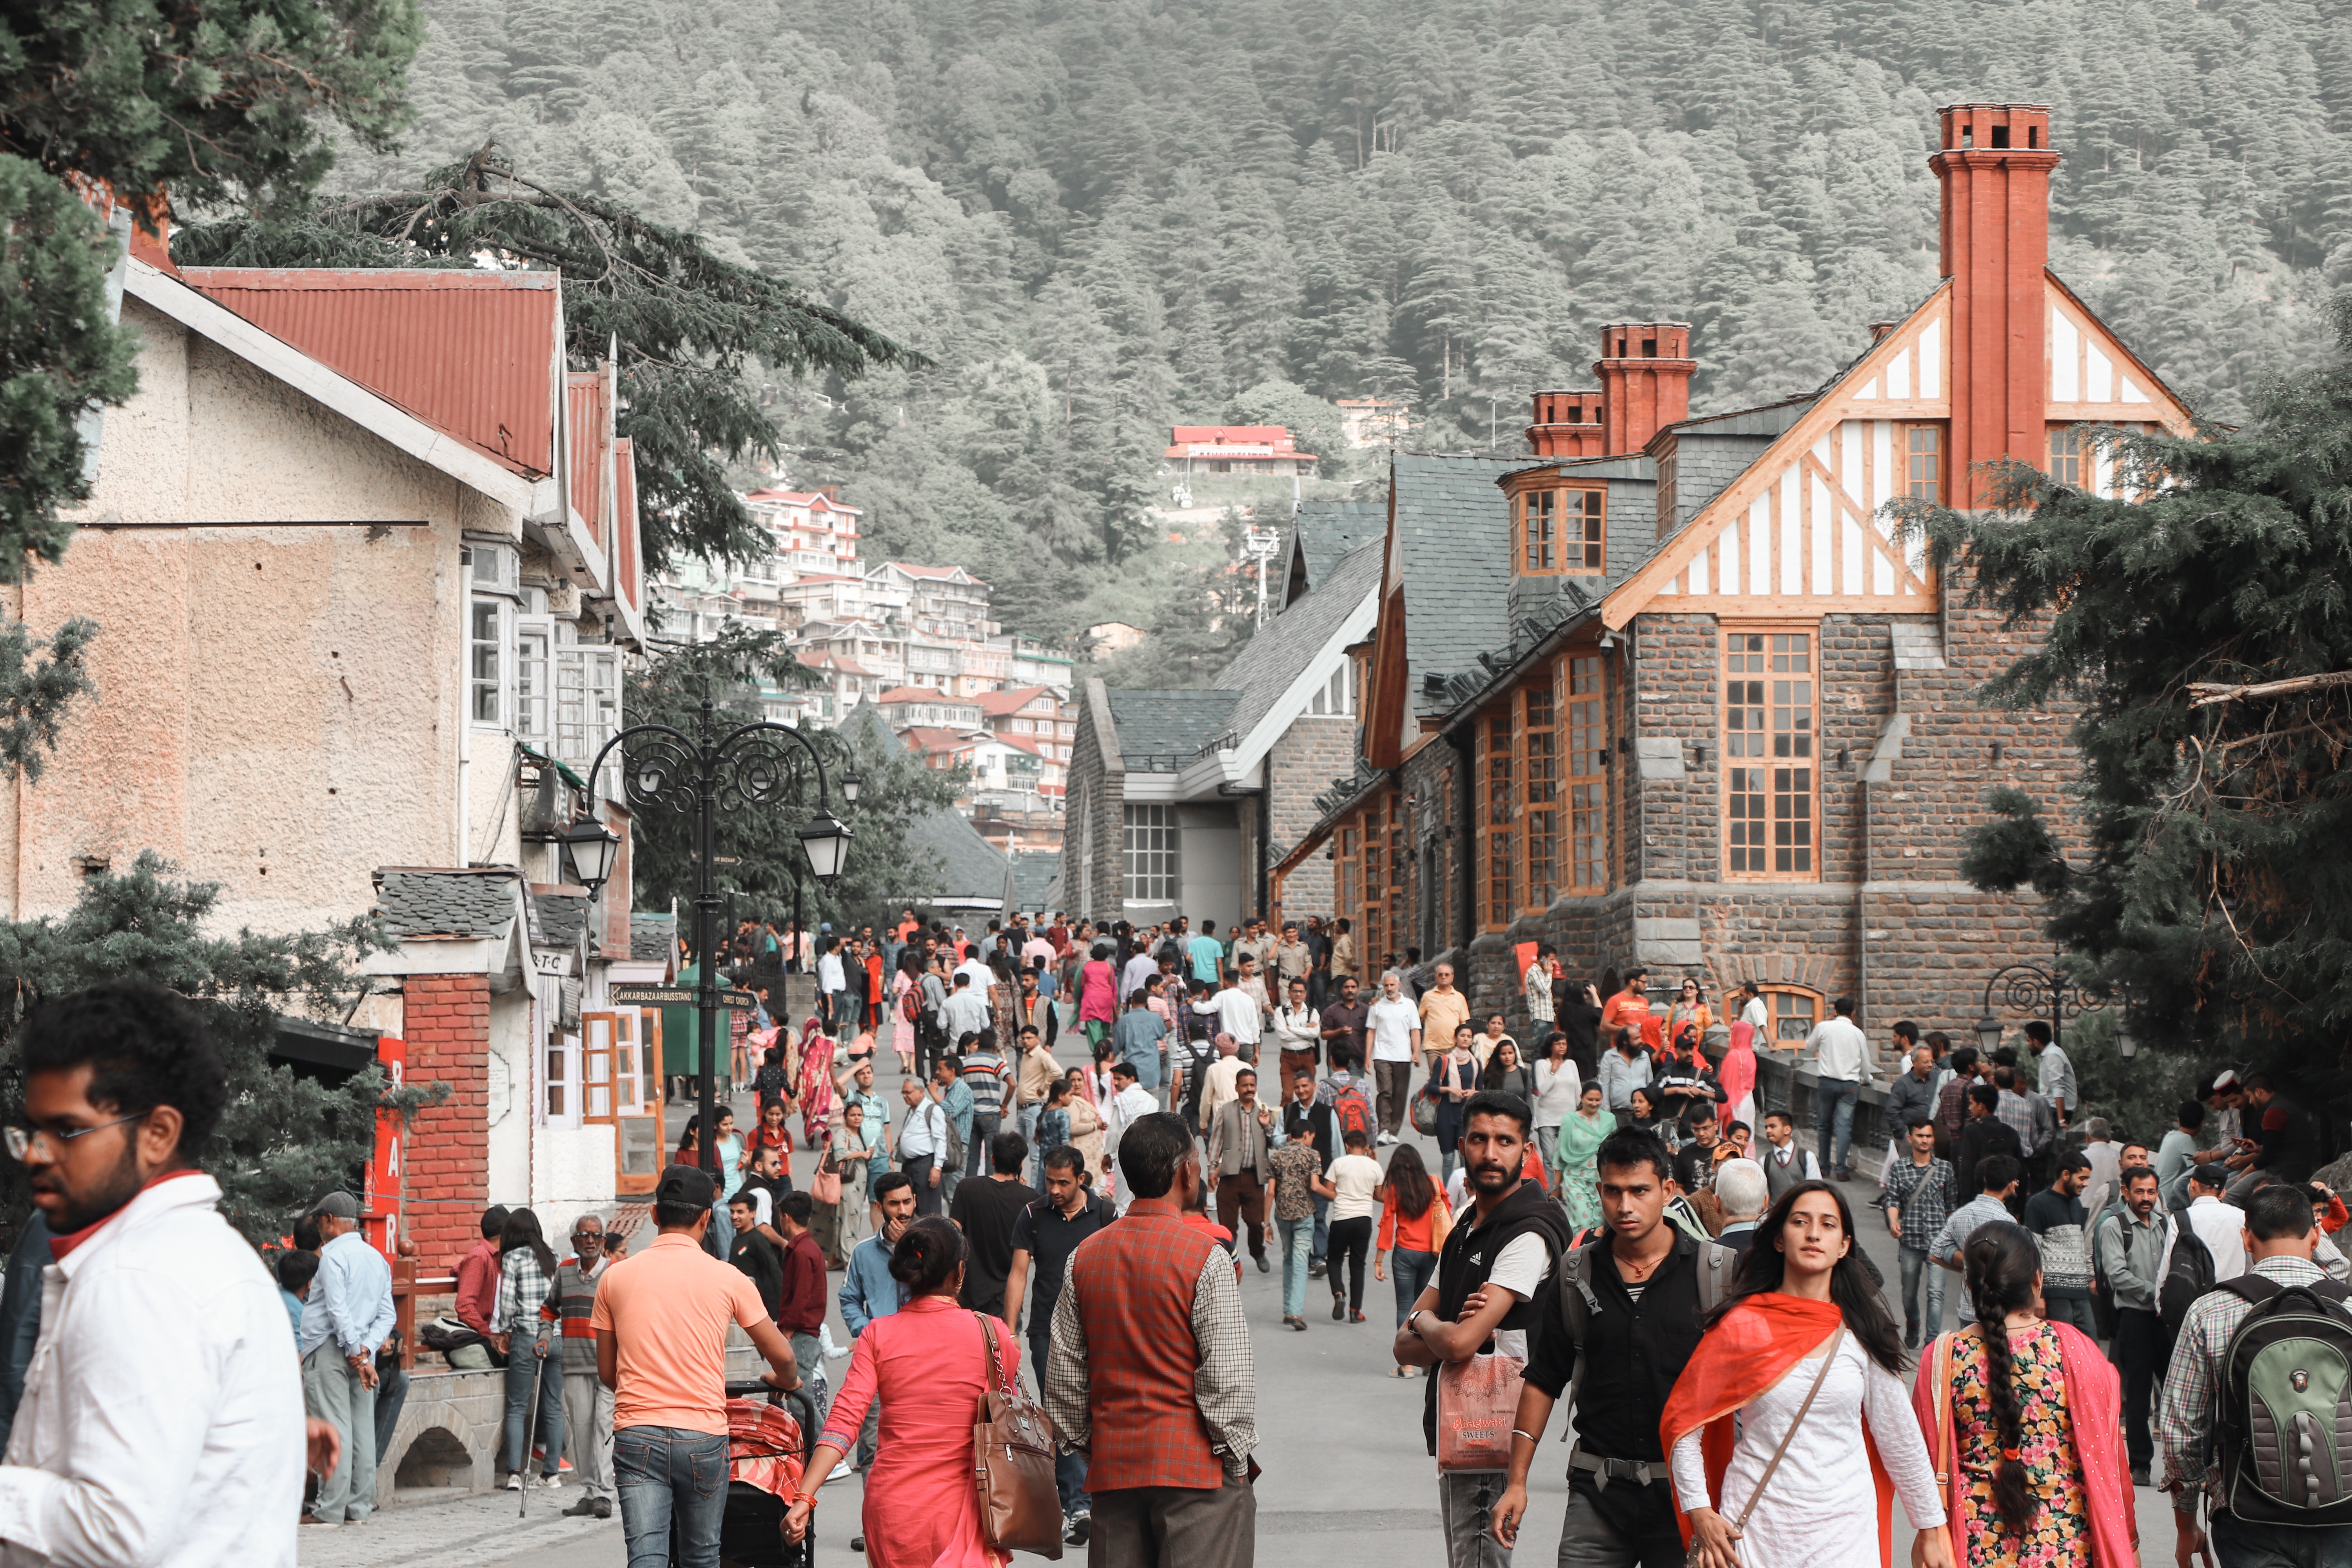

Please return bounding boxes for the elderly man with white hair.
[1712,1159,1769,1261]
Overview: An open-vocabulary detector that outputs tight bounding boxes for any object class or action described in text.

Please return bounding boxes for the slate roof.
[1011,851,1059,910]
[1103,689,1241,771]
[1285,499,1387,604]
[532,889,592,949]
[376,868,523,939]
[1212,539,1381,753]
[1390,452,1528,719]
[903,807,1014,911]
[630,912,677,962]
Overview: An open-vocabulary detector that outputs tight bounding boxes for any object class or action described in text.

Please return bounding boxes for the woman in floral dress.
[1911,1221,2136,1568]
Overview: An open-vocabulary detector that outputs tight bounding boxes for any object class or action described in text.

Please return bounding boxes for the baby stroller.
[668,1381,819,1568]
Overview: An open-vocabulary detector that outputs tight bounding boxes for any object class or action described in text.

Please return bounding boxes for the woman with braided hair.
[1662,1181,1949,1568]
[1910,1220,2136,1568]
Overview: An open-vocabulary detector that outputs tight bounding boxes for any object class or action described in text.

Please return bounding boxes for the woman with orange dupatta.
[1662,1180,1951,1568]
[1911,1221,2136,1568]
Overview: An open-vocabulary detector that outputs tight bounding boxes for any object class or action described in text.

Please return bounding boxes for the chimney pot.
[1594,321,1696,455]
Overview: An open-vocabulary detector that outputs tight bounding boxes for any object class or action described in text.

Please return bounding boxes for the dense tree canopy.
[1909,292,2352,1094]
[331,0,2351,649]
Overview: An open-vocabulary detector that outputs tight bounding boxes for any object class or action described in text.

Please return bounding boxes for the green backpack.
[2216,1274,2352,1525]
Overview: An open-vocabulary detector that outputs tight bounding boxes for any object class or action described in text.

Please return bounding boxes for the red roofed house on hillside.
[1163,425,1318,477]
[975,684,1077,788]
[48,230,664,1380]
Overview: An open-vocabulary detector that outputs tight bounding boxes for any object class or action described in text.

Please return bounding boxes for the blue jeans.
[1815,1078,1859,1174]
[1276,1215,1314,1318]
[615,1425,729,1568]
[1032,1332,1090,1515]
[1895,1243,1944,1341]
[707,1198,735,1257]
[1018,1103,1042,1184]
[502,1344,564,1478]
[1392,1247,1439,1327]
[968,1112,1001,1177]
[2210,1511,2352,1568]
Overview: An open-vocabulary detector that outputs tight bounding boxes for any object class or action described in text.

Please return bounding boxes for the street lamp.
[1977,960,2103,1054]
[842,771,862,806]
[586,692,853,1183]
[560,815,622,897]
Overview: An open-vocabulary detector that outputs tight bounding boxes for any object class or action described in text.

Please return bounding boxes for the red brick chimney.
[1594,323,1694,455]
[1525,389,1607,458]
[1930,103,2059,507]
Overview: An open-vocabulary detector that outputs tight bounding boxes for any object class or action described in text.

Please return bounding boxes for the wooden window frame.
[1759,984,1823,1050]
[1512,486,1607,578]
[1565,653,1608,894]
[2048,424,2084,488]
[1522,677,1559,915]
[1482,710,1516,930]
[1722,622,1821,883]
[1899,423,1945,505]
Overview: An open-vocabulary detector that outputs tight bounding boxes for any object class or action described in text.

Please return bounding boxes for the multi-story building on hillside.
[1163,425,1319,479]
[1252,104,2193,1076]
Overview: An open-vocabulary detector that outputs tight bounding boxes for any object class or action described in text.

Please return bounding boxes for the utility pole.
[1243,524,1283,626]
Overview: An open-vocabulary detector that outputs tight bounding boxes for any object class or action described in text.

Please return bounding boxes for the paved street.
[307,1034,2183,1566]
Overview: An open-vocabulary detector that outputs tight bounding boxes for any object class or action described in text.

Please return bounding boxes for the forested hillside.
[346,0,2352,646]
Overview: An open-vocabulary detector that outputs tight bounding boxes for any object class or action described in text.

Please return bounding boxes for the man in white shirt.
[1212,967,1263,1062]
[1200,1036,1254,1130]
[895,1077,951,1217]
[1802,995,1871,1181]
[940,971,991,1049]
[1270,978,1320,1088]
[1737,981,1769,1041]
[2160,1163,2252,1286]
[0,983,312,1568]
[1365,973,1424,1147]
[1102,1063,1161,1216]
[816,939,849,1033]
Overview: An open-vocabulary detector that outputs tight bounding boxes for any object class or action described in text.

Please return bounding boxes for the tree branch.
[2187,671,2352,708]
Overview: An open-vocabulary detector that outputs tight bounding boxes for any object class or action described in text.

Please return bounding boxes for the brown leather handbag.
[970,1312,1063,1559]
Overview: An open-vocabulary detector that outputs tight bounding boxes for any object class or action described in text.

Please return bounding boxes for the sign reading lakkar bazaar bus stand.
[609,984,760,1008]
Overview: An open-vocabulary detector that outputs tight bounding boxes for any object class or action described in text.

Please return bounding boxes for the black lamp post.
[1973,960,2103,1056]
[572,693,853,1183]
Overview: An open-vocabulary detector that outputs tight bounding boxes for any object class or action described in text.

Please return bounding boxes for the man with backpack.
[2160,1181,2352,1567]
[2094,1165,2171,1485]
[2163,1163,2250,1295]
[1489,1125,1732,1567]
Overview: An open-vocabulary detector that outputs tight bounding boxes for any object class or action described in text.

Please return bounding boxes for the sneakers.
[1308,1260,1327,1279]
[505,1474,523,1492]
[1331,1295,1345,1321]
[1351,1310,1367,1323]
[823,1465,856,1485]
[1376,1131,1397,1147]
[539,1473,565,1489]
[1064,1510,1093,1546]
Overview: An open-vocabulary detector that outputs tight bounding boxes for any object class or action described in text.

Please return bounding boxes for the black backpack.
[2214,1275,2352,1525]
[2159,1218,2217,1335]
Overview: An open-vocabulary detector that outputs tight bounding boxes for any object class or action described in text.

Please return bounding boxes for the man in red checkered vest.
[1042,1111,1256,1563]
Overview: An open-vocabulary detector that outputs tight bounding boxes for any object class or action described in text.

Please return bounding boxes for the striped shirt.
[1524,962,1554,1025]
[961,1051,1009,1117]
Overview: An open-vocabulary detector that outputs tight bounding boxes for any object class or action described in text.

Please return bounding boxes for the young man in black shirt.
[1492,1128,1733,1567]
[1393,1091,1574,1564]
[950,1130,1034,1314]
[1003,1144,1114,1545]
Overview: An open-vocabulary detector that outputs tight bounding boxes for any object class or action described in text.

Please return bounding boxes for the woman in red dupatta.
[1718,1020,1760,1133]
[1911,1221,2136,1568]
[796,1017,837,1145]
[1661,1180,1951,1568]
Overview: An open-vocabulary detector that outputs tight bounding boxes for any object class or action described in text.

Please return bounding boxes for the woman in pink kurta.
[1718,1020,1760,1134]
[786,1218,1015,1568]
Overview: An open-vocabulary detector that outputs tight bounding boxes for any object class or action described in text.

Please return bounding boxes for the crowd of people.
[6,922,2348,1568]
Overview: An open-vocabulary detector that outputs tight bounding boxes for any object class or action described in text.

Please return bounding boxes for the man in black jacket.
[1393,1091,1575,1567]
[1955,1080,2025,1211]
[1492,1128,1735,1568]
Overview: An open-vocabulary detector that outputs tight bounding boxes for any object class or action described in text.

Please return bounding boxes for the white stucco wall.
[13,296,518,929]
[485,988,533,1205]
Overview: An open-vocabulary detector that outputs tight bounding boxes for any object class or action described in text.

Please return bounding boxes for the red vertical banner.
[364,1035,406,1262]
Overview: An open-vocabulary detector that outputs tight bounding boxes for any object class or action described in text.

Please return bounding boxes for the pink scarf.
[1717,1022,1758,1131]
[1908,1319,2135,1568]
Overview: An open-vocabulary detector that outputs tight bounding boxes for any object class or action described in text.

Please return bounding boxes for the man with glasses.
[552,1213,616,1519]
[0,982,323,1566]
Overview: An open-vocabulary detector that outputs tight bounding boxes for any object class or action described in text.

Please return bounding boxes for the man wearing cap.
[592,1165,801,1568]
[552,1214,615,1520]
[2160,1162,2251,1285]
[300,1189,396,1525]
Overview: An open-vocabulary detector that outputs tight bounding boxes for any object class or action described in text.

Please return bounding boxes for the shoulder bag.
[970,1312,1062,1558]
[1727,1324,1846,1537]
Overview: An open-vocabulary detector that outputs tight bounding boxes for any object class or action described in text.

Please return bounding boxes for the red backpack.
[1330,1082,1375,1148]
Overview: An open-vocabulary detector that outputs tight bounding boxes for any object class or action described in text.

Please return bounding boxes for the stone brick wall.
[1064,681,1127,924]
[1265,714,1356,919]
[401,972,490,1274]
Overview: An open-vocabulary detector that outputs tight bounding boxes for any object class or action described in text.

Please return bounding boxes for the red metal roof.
[880,562,986,586]
[975,684,1056,718]
[878,686,973,705]
[568,370,607,546]
[901,726,981,754]
[797,650,875,677]
[180,268,561,479]
[746,488,863,515]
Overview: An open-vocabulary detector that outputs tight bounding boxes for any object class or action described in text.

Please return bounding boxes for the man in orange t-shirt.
[592,1165,800,1568]
[1597,967,1653,1036]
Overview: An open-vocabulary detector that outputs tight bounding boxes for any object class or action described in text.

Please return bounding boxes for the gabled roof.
[797,650,874,676]
[567,369,608,546]
[878,686,975,706]
[1381,451,1526,717]
[376,867,525,939]
[1284,498,1387,604]
[875,562,986,586]
[1103,688,1241,770]
[180,267,562,480]
[1208,539,1382,773]
[530,887,592,949]
[745,488,863,515]
[902,808,1013,913]
[902,725,984,753]
[976,685,1057,718]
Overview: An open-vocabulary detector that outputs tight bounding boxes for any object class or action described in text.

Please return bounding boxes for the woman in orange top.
[1374,1144,1450,1350]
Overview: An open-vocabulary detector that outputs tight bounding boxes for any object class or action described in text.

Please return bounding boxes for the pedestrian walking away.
[1396,1091,1575,1567]
[1376,1143,1450,1338]
[1492,1124,1726,1568]
[788,1218,1022,1564]
[1912,1220,2136,1568]
[1661,1181,1949,1568]
[300,1188,397,1524]
[1044,1112,1257,1566]
[0,984,317,1568]
[591,1164,802,1568]
[1804,996,1871,1180]
[1325,1128,1384,1321]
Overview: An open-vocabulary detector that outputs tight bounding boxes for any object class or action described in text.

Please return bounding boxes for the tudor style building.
[1275,104,2193,1066]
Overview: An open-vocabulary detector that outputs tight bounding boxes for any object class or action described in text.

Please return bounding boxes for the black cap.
[2192,1162,2232,1189]
[656,1163,716,1210]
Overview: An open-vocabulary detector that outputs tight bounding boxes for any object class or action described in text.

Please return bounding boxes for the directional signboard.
[609,984,758,1008]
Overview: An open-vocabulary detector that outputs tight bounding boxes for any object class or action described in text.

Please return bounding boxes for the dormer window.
[1513,487,1605,576]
